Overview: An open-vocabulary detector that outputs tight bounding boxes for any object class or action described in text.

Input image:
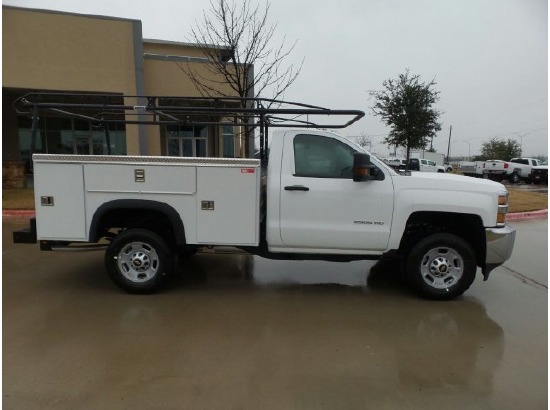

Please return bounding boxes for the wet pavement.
[3,219,547,409]
[504,181,548,195]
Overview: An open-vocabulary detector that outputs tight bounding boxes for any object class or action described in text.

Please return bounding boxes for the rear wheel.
[510,172,520,184]
[405,233,476,300]
[105,229,174,294]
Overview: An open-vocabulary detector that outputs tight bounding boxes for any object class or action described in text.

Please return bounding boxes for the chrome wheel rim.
[420,246,464,289]
[117,241,159,283]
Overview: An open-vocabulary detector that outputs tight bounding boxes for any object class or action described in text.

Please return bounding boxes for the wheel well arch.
[89,199,186,246]
[399,211,486,267]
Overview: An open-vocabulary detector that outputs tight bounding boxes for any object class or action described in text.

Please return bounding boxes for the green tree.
[474,138,522,161]
[370,70,442,169]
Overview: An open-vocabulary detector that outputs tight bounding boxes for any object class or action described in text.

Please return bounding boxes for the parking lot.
[504,180,548,192]
[3,218,547,409]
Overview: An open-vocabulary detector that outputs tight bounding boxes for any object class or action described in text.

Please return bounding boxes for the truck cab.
[266,130,393,254]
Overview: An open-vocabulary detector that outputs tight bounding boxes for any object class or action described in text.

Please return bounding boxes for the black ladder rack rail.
[14,92,365,165]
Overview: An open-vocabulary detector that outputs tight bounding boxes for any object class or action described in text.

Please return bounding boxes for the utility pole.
[446,125,452,163]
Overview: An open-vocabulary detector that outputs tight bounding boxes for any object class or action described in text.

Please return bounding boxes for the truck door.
[278,133,394,251]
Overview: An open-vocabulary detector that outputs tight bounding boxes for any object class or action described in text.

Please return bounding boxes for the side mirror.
[353,153,375,182]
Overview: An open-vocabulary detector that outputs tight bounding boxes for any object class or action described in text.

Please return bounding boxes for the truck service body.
[13,93,516,300]
[459,161,485,178]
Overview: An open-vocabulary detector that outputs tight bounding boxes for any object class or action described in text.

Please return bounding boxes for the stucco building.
[3,6,248,187]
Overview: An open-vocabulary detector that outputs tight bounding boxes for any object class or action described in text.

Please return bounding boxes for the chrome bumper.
[483,225,516,279]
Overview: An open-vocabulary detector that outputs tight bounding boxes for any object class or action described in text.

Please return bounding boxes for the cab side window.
[293,134,356,178]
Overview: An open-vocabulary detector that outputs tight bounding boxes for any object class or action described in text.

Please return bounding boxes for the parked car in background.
[408,158,446,173]
[483,157,542,183]
[459,161,485,178]
[529,163,548,184]
[382,157,407,171]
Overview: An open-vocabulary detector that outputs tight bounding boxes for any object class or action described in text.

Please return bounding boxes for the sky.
[2,0,548,158]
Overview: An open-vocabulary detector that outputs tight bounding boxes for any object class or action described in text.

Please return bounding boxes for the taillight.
[504,163,509,169]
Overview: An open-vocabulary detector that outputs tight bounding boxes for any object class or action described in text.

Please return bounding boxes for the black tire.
[509,173,520,184]
[405,233,476,300]
[105,229,174,294]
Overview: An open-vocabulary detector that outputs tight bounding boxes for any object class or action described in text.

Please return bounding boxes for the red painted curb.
[2,210,36,218]
[506,209,548,221]
[3,209,548,221]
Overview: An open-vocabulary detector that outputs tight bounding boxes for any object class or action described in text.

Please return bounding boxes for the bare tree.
[353,132,373,151]
[183,0,303,156]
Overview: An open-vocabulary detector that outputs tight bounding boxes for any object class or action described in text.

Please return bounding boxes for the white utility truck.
[410,150,450,172]
[13,94,516,300]
[483,157,542,183]
[459,161,485,178]
[407,157,446,173]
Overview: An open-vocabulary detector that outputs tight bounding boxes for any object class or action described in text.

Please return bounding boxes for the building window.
[17,115,126,163]
[166,125,208,157]
[222,125,235,158]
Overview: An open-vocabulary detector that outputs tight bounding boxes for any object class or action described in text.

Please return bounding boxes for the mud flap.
[12,218,37,244]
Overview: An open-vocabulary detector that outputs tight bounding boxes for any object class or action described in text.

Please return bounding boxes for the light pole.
[461,140,471,161]
[515,132,529,155]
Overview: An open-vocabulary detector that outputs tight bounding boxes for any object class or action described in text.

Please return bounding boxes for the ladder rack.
[14,92,365,165]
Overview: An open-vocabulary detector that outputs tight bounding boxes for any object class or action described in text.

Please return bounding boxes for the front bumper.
[482,225,516,279]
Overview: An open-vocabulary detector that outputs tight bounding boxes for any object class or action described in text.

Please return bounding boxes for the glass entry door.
[166,125,208,157]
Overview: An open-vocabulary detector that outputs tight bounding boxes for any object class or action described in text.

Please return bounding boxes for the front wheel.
[105,229,174,294]
[405,233,477,300]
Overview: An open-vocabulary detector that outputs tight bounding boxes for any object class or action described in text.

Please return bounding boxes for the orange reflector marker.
[354,167,369,176]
